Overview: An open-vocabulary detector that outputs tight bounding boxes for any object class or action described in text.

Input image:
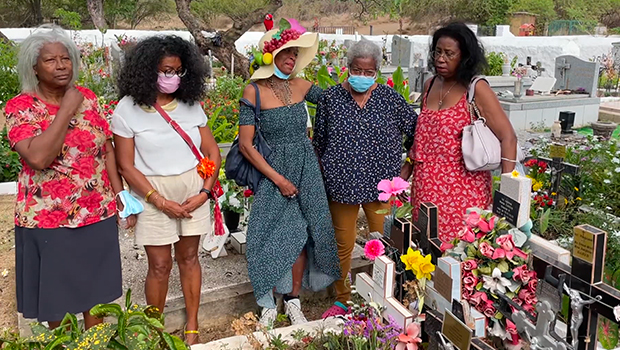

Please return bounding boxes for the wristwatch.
[199,188,212,198]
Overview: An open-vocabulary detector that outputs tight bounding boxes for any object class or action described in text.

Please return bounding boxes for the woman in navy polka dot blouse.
[313,39,418,318]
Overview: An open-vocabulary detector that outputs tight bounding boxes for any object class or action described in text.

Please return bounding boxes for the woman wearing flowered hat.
[238,19,340,327]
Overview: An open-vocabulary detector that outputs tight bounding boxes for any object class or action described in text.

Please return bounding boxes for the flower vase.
[501,63,511,77]
[514,79,523,99]
[223,209,241,232]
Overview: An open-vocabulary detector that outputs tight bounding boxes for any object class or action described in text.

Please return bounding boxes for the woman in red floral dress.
[4,26,129,329]
[403,23,518,242]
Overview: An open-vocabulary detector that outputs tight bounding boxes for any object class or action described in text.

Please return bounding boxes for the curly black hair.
[118,35,208,106]
[428,22,488,86]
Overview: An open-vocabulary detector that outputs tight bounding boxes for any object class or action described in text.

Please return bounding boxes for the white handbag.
[462,76,524,172]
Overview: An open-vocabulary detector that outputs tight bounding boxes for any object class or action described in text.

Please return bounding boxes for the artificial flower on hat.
[248,18,319,80]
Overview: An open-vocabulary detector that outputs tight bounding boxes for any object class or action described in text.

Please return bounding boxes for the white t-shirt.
[111,96,208,176]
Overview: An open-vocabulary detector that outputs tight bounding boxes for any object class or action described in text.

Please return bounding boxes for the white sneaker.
[258,307,277,329]
[284,298,307,325]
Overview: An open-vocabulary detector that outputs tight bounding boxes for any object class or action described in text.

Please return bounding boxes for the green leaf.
[43,335,72,350]
[494,312,503,320]
[91,304,123,318]
[598,317,619,350]
[162,333,189,350]
[476,282,483,290]
[471,269,479,277]
[392,67,404,92]
[125,289,132,311]
[339,70,348,83]
[478,266,491,275]
[107,338,129,350]
[73,323,116,350]
[146,317,164,330]
[497,260,509,273]
[375,209,390,215]
[278,18,291,31]
[505,291,516,299]
[540,208,551,234]
[118,313,127,345]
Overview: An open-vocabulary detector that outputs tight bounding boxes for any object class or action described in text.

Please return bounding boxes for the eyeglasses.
[160,69,187,78]
[431,50,459,62]
[349,67,377,77]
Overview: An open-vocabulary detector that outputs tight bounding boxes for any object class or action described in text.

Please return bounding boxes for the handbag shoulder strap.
[239,82,261,124]
[153,103,203,162]
[467,76,489,123]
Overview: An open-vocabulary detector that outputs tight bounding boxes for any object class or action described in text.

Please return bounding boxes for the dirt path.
[0,195,16,331]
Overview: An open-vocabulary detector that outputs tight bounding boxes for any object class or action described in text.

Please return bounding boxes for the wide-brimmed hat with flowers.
[249,18,318,81]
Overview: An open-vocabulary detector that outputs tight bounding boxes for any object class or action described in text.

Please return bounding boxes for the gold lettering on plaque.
[573,226,594,263]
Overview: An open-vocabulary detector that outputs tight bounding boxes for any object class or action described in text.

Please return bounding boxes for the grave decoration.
[377,177,415,254]
[531,224,620,350]
[553,55,600,97]
[524,143,579,206]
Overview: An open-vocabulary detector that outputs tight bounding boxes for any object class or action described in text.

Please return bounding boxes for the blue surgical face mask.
[348,75,376,93]
[117,190,144,219]
[273,64,291,80]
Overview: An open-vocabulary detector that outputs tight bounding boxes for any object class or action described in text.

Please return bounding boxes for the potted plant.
[219,176,246,232]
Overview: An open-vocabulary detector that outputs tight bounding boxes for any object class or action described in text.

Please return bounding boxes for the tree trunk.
[0,31,11,45]
[86,0,107,32]
[175,0,283,80]
[31,0,43,26]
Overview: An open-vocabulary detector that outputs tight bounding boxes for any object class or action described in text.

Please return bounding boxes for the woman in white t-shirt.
[111,36,220,345]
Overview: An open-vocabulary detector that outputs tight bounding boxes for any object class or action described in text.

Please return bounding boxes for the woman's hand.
[181,193,209,213]
[157,199,192,219]
[59,87,84,116]
[275,176,299,198]
[126,215,137,228]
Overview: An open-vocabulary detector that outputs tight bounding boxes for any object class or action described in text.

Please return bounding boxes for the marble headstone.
[553,55,600,97]
[493,173,532,228]
[391,35,413,67]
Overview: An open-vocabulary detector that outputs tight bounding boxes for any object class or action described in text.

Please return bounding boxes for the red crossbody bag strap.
[153,103,203,161]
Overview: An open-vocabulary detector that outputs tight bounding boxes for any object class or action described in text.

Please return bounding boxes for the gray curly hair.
[17,25,80,93]
[346,39,382,70]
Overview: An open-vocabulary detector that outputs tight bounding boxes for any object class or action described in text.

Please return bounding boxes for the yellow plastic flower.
[576,197,582,201]
[512,170,519,177]
[532,180,542,192]
[574,187,579,192]
[416,254,436,280]
[401,248,423,273]
[551,192,557,196]
[564,198,568,205]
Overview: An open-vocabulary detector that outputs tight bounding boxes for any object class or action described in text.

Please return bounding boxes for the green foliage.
[0,127,21,182]
[104,0,174,29]
[53,9,82,30]
[0,41,19,109]
[203,75,245,144]
[390,66,411,102]
[191,0,270,22]
[509,0,557,26]
[0,289,188,350]
[484,52,505,77]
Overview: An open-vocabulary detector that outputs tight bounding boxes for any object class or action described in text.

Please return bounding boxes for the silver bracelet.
[501,157,518,163]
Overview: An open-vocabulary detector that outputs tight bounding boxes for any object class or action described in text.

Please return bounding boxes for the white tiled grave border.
[0,181,17,195]
[191,317,343,350]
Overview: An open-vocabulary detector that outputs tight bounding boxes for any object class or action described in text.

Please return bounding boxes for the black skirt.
[15,217,122,322]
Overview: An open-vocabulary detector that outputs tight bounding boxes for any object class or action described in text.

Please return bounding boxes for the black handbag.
[224,82,272,190]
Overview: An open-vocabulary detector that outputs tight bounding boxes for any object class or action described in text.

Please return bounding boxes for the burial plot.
[531,224,620,350]
[553,56,600,97]
[524,143,579,205]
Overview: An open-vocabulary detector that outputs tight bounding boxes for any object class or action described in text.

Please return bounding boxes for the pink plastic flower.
[457,226,475,243]
[496,234,516,252]
[462,259,478,271]
[492,248,506,260]
[478,216,495,233]
[465,211,481,227]
[469,291,488,308]
[364,239,385,260]
[512,265,528,281]
[440,241,454,252]
[506,320,520,345]
[463,273,478,291]
[479,241,495,258]
[396,322,422,350]
[377,177,409,202]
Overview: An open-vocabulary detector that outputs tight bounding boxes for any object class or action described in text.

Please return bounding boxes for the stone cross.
[557,58,571,89]
[354,255,415,330]
[513,300,568,350]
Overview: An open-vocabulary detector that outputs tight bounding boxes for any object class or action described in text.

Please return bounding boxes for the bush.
[0,41,20,108]
[0,127,21,182]
[484,51,505,76]
[203,75,245,144]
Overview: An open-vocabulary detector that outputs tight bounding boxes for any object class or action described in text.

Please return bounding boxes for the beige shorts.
[133,169,211,246]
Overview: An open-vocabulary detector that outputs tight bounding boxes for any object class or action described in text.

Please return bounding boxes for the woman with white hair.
[3,26,127,329]
[313,39,418,317]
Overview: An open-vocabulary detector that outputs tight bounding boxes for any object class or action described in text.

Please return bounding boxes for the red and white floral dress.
[411,88,492,242]
[5,86,116,229]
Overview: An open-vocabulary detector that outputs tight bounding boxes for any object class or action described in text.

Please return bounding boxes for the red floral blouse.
[4,86,117,229]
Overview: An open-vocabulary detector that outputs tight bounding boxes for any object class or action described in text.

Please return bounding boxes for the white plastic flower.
[229,196,242,208]
[482,268,512,294]
[614,305,620,322]
[615,167,620,173]
[613,157,620,164]
[604,179,612,184]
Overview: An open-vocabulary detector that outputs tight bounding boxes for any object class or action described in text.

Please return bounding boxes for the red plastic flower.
[243,189,253,197]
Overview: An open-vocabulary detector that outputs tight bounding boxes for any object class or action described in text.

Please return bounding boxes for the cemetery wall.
[1,27,618,78]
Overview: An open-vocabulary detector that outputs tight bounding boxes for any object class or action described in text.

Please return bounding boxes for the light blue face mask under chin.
[273,65,291,80]
[117,190,144,219]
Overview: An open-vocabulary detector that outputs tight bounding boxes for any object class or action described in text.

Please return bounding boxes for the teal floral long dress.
[239,84,341,308]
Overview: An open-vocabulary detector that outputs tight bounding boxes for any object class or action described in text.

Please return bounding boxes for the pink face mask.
[157,73,181,94]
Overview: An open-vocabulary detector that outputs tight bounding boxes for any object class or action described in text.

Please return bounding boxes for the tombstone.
[492,173,532,228]
[391,35,414,68]
[612,42,620,71]
[466,24,478,35]
[355,255,416,329]
[496,25,514,37]
[553,55,600,97]
[531,224,620,350]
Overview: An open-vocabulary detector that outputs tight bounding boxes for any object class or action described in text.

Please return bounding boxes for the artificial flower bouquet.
[218,169,253,214]
[377,177,413,220]
[441,209,538,348]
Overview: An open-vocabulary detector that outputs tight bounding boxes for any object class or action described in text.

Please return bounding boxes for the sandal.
[321,302,349,319]
[184,325,201,346]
